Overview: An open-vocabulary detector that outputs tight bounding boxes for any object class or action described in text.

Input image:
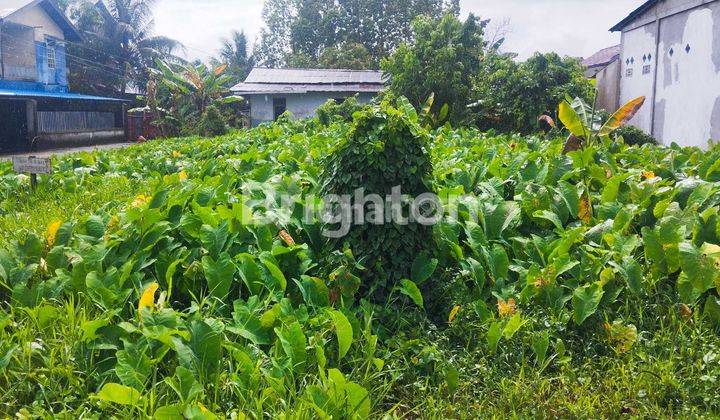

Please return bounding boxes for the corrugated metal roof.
[0,88,126,102]
[582,45,621,68]
[231,82,384,95]
[243,68,384,85]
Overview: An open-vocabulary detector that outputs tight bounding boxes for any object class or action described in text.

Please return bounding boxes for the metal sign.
[12,156,52,174]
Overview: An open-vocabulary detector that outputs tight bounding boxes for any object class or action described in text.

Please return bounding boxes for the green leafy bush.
[320,98,435,297]
[614,124,658,146]
[315,95,364,126]
[198,105,229,137]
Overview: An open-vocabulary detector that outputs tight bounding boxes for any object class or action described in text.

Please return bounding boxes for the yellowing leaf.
[604,321,638,353]
[578,195,592,224]
[679,303,693,320]
[138,283,159,315]
[279,230,296,247]
[46,220,62,247]
[497,298,517,318]
[214,64,228,76]
[448,305,461,324]
[131,194,151,208]
[599,96,646,136]
[558,100,586,138]
[642,171,656,180]
[538,114,556,128]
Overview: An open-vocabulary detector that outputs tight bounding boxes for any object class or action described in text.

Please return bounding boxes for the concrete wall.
[0,22,37,81]
[248,92,376,126]
[654,2,720,147]
[619,22,658,134]
[619,0,720,147]
[6,3,65,41]
[595,59,621,111]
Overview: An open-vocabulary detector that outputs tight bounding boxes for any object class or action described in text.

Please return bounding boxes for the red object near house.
[127,111,160,142]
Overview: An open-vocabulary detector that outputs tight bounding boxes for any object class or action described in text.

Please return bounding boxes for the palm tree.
[78,0,182,94]
[214,30,254,83]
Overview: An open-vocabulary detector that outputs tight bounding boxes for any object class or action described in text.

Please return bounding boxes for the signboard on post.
[12,156,52,174]
[12,156,52,191]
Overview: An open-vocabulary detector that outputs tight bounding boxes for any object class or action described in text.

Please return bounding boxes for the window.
[46,41,56,70]
[273,98,287,120]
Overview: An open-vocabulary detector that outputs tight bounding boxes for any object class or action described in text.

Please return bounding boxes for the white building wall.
[618,0,720,148]
[6,4,65,41]
[619,23,658,134]
[248,92,376,126]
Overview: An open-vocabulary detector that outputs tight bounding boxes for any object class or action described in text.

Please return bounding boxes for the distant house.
[606,0,720,148]
[582,45,621,112]
[0,0,125,153]
[231,68,384,126]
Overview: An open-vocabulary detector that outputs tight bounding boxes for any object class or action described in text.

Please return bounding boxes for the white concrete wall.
[595,59,621,112]
[6,3,65,41]
[654,2,720,147]
[619,0,720,147]
[619,23,658,134]
[248,92,376,126]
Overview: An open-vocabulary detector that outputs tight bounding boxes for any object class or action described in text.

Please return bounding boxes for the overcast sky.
[153,0,647,62]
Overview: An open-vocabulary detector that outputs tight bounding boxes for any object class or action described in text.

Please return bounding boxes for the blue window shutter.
[55,44,68,87]
[36,42,47,84]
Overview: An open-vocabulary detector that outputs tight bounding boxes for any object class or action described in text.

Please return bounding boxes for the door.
[273,97,287,120]
[0,100,29,153]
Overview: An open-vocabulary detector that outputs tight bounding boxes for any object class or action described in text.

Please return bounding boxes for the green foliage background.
[0,101,719,418]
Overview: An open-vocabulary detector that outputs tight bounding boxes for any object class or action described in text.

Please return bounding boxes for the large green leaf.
[411,253,438,285]
[398,279,424,308]
[94,383,142,406]
[679,242,717,293]
[202,252,235,300]
[275,321,307,372]
[329,310,353,360]
[486,202,521,240]
[188,320,223,378]
[115,344,151,391]
[558,100,586,138]
[572,283,604,325]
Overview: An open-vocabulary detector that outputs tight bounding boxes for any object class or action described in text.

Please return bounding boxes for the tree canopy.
[255,0,460,69]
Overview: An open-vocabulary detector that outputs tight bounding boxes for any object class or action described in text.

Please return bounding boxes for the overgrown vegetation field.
[1,102,720,418]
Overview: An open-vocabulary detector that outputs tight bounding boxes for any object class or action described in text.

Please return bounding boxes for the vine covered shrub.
[321,98,435,298]
[614,125,658,146]
[198,105,229,137]
[316,96,365,126]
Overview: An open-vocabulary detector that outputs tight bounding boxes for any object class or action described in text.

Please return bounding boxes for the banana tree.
[151,59,244,122]
[546,95,645,153]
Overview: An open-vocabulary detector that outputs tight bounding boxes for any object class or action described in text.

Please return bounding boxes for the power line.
[0,31,131,79]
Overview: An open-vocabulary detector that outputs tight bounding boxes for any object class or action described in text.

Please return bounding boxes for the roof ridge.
[251,67,381,73]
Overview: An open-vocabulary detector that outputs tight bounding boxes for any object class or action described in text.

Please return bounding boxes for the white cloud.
[462,0,647,59]
[152,0,646,62]
[153,0,265,60]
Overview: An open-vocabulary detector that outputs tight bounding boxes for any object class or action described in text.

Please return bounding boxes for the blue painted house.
[0,0,126,153]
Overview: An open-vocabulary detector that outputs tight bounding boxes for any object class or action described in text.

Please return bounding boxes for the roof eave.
[610,0,659,32]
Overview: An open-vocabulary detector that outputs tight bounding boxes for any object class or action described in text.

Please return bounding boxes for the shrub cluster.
[320,98,435,298]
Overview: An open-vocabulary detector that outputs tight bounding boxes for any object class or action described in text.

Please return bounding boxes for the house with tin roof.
[231,68,385,126]
[605,0,720,148]
[1,0,126,153]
